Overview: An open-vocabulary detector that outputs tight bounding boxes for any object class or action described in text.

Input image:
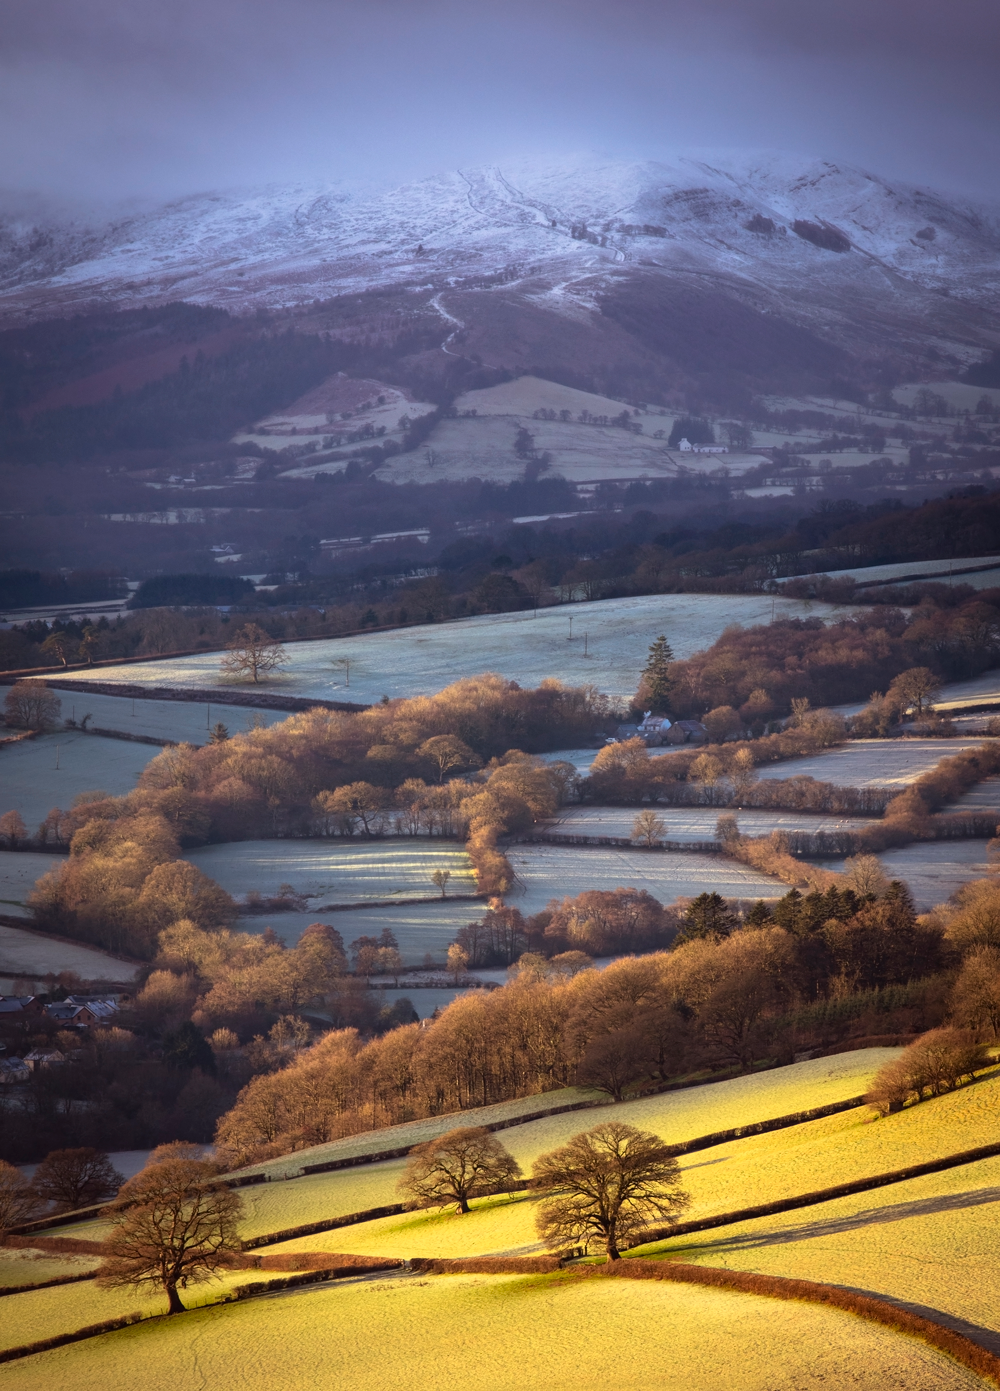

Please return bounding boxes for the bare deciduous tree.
[888,667,941,719]
[431,867,452,897]
[398,1127,521,1214]
[97,1157,244,1314]
[418,735,481,783]
[219,623,289,684]
[0,810,27,847]
[31,1147,125,1212]
[0,1161,41,1235]
[531,1122,688,1260]
[631,810,666,847]
[4,681,61,730]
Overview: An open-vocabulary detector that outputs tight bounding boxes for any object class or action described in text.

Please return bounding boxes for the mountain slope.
[2,151,998,403]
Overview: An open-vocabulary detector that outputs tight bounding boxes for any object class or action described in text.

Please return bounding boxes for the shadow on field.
[680,1185,1000,1253]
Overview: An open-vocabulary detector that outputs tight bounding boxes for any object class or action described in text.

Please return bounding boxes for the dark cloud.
[1,0,997,203]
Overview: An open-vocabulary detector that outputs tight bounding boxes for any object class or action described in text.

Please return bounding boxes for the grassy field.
[0,1248,102,1288]
[507,843,782,915]
[46,691,276,744]
[0,852,65,919]
[185,839,475,906]
[0,917,138,982]
[755,737,988,789]
[0,733,156,831]
[57,593,847,706]
[813,840,995,911]
[802,555,1000,585]
[0,1266,980,1391]
[547,807,876,840]
[235,899,479,961]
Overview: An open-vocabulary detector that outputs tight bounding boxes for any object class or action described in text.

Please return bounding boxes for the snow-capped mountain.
[2,152,998,382]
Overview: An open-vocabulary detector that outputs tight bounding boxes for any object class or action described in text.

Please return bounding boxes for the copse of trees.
[213,874,954,1167]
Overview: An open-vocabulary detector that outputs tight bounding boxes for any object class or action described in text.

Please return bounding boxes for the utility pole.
[568,616,573,641]
[584,632,588,656]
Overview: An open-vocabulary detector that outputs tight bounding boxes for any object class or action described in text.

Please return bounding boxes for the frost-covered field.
[946,775,1000,814]
[0,1270,965,1391]
[57,593,846,705]
[0,851,62,918]
[231,1048,893,1187]
[0,920,138,981]
[49,690,278,743]
[813,841,995,911]
[800,554,1000,585]
[507,844,781,915]
[0,732,156,830]
[185,838,475,905]
[755,737,986,789]
[237,899,480,961]
[545,807,876,841]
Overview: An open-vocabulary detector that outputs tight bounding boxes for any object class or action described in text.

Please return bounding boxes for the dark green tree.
[638,635,675,713]
[162,1022,215,1074]
[674,892,737,945]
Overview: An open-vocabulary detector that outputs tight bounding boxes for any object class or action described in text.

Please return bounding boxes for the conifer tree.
[639,635,675,713]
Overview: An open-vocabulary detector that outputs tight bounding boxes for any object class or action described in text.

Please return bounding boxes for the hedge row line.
[229,1258,402,1299]
[665,1095,869,1157]
[242,1203,409,1249]
[411,1256,565,1274]
[644,1140,1000,1243]
[0,1311,144,1365]
[0,1271,98,1299]
[589,1260,1000,1388]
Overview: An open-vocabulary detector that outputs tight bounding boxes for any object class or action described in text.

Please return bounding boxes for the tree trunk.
[165,1282,186,1314]
[458,1195,470,1214]
[605,1236,620,1261]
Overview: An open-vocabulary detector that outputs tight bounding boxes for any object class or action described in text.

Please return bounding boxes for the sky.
[2,0,999,206]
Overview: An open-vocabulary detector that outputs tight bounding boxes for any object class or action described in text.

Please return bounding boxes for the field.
[0,852,62,919]
[231,1048,892,1186]
[1,1269,975,1391]
[800,554,1000,585]
[236,899,480,961]
[506,843,782,915]
[46,690,278,744]
[545,807,876,841]
[947,776,1000,813]
[56,593,847,706]
[0,732,157,831]
[185,839,475,907]
[21,1049,1000,1388]
[754,737,987,789]
[0,918,137,982]
[812,841,995,911]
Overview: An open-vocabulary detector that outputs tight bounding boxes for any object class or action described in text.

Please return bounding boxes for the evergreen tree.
[639,634,675,713]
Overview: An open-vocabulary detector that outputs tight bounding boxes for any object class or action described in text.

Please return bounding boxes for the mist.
[2,0,999,206]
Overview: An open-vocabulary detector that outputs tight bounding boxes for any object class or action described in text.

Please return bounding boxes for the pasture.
[49,690,276,744]
[236,898,479,963]
[0,917,137,982]
[0,1270,973,1391]
[0,852,62,919]
[506,843,782,916]
[186,839,475,906]
[57,592,847,706]
[813,841,995,911]
[754,737,988,789]
[800,554,1000,586]
[545,807,876,841]
[0,732,156,832]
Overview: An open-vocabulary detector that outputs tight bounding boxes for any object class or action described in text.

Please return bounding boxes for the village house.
[43,997,120,1028]
[0,996,45,1020]
[676,438,728,454]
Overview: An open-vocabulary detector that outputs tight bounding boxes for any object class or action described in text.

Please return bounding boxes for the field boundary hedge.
[229,1256,402,1298]
[589,1259,1000,1387]
[519,833,723,854]
[0,1271,98,1297]
[412,1255,564,1274]
[644,1139,1000,1243]
[0,1311,144,1365]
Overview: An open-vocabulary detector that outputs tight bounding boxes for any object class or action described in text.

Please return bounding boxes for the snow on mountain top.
[1,149,997,317]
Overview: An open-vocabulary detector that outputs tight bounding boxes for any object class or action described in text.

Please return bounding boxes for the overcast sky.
[2,0,998,206]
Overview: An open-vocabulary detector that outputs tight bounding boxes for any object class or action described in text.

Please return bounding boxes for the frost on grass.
[57,593,847,705]
[0,1266,982,1391]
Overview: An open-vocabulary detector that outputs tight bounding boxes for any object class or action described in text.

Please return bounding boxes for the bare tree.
[4,681,61,730]
[431,867,452,898]
[31,1147,125,1212]
[889,667,941,719]
[0,810,27,847]
[418,735,481,783]
[729,747,758,798]
[844,853,890,899]
[0,1161,41,1235]
[398,1127,521,1214]
[219,623,289,684]
[97,1157,244,1314]
[531,1122,688,1260]
[631,810,666,847]
[446,942,469,982]
[40,631,72,668]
